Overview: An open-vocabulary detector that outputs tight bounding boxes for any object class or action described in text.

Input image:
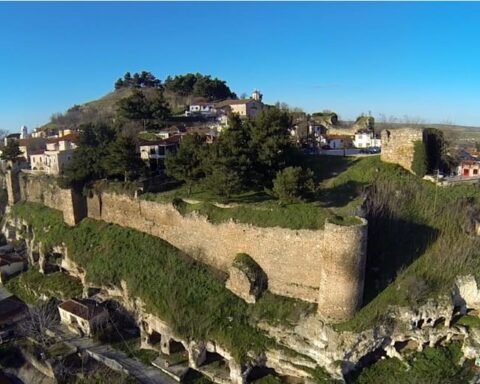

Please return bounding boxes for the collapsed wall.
[8,172,368,320]
[380,127,424,172]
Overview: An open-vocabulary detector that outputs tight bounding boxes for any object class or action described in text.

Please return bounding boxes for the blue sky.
[1,2,480,132]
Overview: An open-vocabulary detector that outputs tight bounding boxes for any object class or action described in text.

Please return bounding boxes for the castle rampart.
[380,127,424,172]
[8,173,368,320]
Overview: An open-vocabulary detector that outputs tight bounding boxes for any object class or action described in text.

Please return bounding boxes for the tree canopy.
[164,73,236,100]
[164,134,207,194]
[251,108,300,185]
[1,140,22,162]
[203,114,254,197]
[104,135,147,182]
[115,71,162,89]
[165,108,303,198]
[63,123,117,189]
[117,89,170,129]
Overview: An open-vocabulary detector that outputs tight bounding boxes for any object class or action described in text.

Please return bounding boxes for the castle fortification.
[380,127,424,172]
[6,172,368,320]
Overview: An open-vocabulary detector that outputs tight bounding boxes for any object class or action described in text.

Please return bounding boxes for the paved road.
[54,327,176,384]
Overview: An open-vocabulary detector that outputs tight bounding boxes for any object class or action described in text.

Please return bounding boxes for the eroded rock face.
[453,275,480,313]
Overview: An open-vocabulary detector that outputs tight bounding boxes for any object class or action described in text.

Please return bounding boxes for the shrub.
[411,140,427,177]
[357,342,473,384]
[253,375,282,384]
[272,166,315,203]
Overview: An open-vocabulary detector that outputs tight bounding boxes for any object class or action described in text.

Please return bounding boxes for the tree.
[203,114,254,197]
[164,73,236,100]
[412,140,428,177]
[149,88,171,127]
[103,135,146,182]
[424,128,447,174]
[0,140,22,162]
[117,89,151,128]
[117,89,170,129]
[18,300,59,348]
[203,163,244,199]
[63,123,117,188]
[114,78,124,90]
[250,108,299,185]
[165,134,206,194]
[272,166,315,204]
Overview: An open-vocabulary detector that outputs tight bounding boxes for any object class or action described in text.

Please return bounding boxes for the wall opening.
[247,366,278,382]
[199,351,230,380]
[148,330,161,346]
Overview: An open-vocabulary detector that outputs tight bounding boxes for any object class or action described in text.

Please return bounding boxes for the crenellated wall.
[8,173,368,320]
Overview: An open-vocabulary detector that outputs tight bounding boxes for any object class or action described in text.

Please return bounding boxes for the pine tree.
[250,108,298,185]
[103,135,146,182]
[63,123,117,189]
[165,134,206,194]
[117,89,152,129]
[203,114,253,197]
[0,140,22,162]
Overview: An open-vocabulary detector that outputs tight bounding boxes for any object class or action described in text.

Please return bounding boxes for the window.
[474,169,478,175]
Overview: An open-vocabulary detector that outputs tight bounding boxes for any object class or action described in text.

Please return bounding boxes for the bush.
[412,140,427,177]
[272,167,315,203]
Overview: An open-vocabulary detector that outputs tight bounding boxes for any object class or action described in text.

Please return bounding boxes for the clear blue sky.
[1,1,480,132]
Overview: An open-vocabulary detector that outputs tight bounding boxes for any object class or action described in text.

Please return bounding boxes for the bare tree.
[19,301,60,348]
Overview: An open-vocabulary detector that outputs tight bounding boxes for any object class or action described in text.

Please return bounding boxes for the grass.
[248,292,316,327]
[355,342,474,384]
[456,314,480,329]
[5,267,83,304]
[331,156,480,331]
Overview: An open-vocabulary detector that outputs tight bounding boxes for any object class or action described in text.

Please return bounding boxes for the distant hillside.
[39,71,237,132]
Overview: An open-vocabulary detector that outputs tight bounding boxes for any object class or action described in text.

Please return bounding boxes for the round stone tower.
[318,218,368,320]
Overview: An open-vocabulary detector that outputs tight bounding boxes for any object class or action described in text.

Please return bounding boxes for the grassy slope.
[10,202,315,362]
[5,268,83,304]
[39,87,193,132]
[330,157,480,331]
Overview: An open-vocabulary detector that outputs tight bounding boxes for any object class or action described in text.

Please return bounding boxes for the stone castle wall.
[87,192,368,318]
[16,171,86,226]
[380,127,424,172]
[10,173,368,320]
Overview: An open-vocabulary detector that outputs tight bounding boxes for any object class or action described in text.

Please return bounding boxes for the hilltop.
[39,71,238,133]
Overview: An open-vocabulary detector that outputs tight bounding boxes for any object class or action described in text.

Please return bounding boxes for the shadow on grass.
[304,155,357,183]
[363,214,439,306]
[317,180,368,208]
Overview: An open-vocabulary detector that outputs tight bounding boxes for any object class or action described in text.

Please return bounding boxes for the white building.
[187,102,217,116]
[30,133,78,175]
[326,135,351,149]
[58,299,108,337]
[353,131,381,149]
[139,135,181,171]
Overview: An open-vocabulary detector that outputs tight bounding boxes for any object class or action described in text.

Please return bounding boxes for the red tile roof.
[46,133,80,144]
[59,299,106,321]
